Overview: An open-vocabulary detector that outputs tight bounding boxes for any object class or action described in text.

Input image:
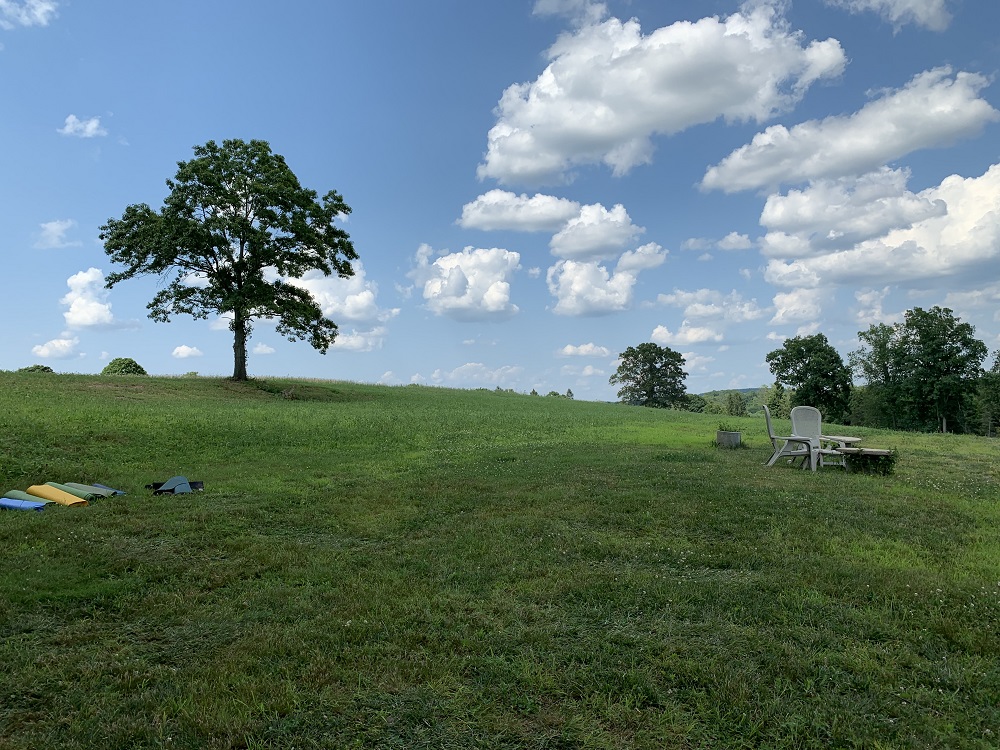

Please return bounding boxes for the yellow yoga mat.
[26,484,88,507]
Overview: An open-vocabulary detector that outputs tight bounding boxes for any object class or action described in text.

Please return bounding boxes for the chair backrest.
[763,405,777,441]
[790,406,822,439]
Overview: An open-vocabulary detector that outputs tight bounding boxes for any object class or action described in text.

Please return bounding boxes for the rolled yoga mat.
[64,482,117,498]
[4,490,51,504]
[92,483,125,495]
[0,497,46,512]
[26,485,88,507]
[46,482,97,502]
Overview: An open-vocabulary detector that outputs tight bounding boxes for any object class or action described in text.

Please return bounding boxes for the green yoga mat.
[4,489,52,504]
[64,482,117,498]
[46,482,97,502]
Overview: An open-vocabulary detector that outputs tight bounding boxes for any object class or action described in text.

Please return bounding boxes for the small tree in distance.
[101,139,358,381]
[609,342,688,408]
[725,391,747,416]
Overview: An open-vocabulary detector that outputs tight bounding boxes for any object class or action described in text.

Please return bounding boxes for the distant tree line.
[613,306,998,435]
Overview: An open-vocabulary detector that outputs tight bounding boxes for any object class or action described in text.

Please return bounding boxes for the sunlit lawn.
[1,372,998,749]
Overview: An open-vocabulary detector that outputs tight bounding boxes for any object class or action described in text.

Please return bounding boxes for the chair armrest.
[778,434,814,447]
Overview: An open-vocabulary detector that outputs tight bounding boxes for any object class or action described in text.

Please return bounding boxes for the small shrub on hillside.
[18,364,54,373]
[101,357,148,376]
[845,449,899,476]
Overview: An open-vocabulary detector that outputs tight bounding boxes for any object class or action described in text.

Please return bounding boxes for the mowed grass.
[1,372,998,749]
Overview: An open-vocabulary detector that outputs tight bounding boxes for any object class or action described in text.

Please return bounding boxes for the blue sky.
[2,0,998,400]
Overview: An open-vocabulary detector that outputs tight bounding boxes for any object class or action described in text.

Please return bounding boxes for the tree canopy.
[766,333,852,422]
[609,343,688,408]
[850,306,987,432]
[100,139,358,380]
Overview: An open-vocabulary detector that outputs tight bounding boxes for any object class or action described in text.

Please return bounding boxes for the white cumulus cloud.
[57,114,108,138]
[409,244,521,321]
[546,260,635,315]
[172,345,203,359]
[651,322,723,346]
[253,343,275,355]
[31,335,78,359]
[702,67,998,192]
[61,268,117,329]
[764,162,1000,290]
[478,3,845,185]
[559,342,611,357]
[331,326,390,352]
[759,167,947,257]
[550,203,643,261]
[288,262,399,325]
[457,189,580,231]
[717,232,753,251]
[770,288,824,325]
[616,242,667,272]
[657,288,766,323]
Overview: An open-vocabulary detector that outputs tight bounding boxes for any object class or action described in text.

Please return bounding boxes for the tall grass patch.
[1,373,998,748]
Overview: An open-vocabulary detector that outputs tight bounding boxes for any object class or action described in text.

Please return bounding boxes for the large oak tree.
[100,139,358,380]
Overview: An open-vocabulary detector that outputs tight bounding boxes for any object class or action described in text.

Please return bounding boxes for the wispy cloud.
[0,0,58,30]
[823,0,952,31]
[34,218,81,249]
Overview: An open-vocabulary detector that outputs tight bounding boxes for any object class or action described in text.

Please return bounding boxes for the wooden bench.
[833,446,895,474]
[834,447,893,457]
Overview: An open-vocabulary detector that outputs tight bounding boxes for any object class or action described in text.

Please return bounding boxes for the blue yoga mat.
[3,490,50,504]
[1,497,46,512]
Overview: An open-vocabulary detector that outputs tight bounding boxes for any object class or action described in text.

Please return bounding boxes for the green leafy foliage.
[100,139,358,380]
[766,333,852,422]
[609,342,688,408]
[725,391,746,416]
[100,357,148,376]
[850,307,987,433]
[17,364,54,373]
[978,356,1000,436]
[844,449,899,475]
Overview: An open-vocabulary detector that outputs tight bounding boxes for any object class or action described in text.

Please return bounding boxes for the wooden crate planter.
[837,447,899,475]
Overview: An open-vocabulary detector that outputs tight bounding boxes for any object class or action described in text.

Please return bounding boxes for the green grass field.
[1,372,998,749]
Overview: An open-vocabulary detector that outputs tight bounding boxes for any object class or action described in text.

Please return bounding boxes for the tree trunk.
[232,311,249,381]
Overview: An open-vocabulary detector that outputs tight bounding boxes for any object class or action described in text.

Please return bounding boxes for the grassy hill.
[1,372,998,748]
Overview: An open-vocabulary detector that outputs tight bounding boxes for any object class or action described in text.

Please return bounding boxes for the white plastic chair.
[763,406,813,469]
[789,406,857,470]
